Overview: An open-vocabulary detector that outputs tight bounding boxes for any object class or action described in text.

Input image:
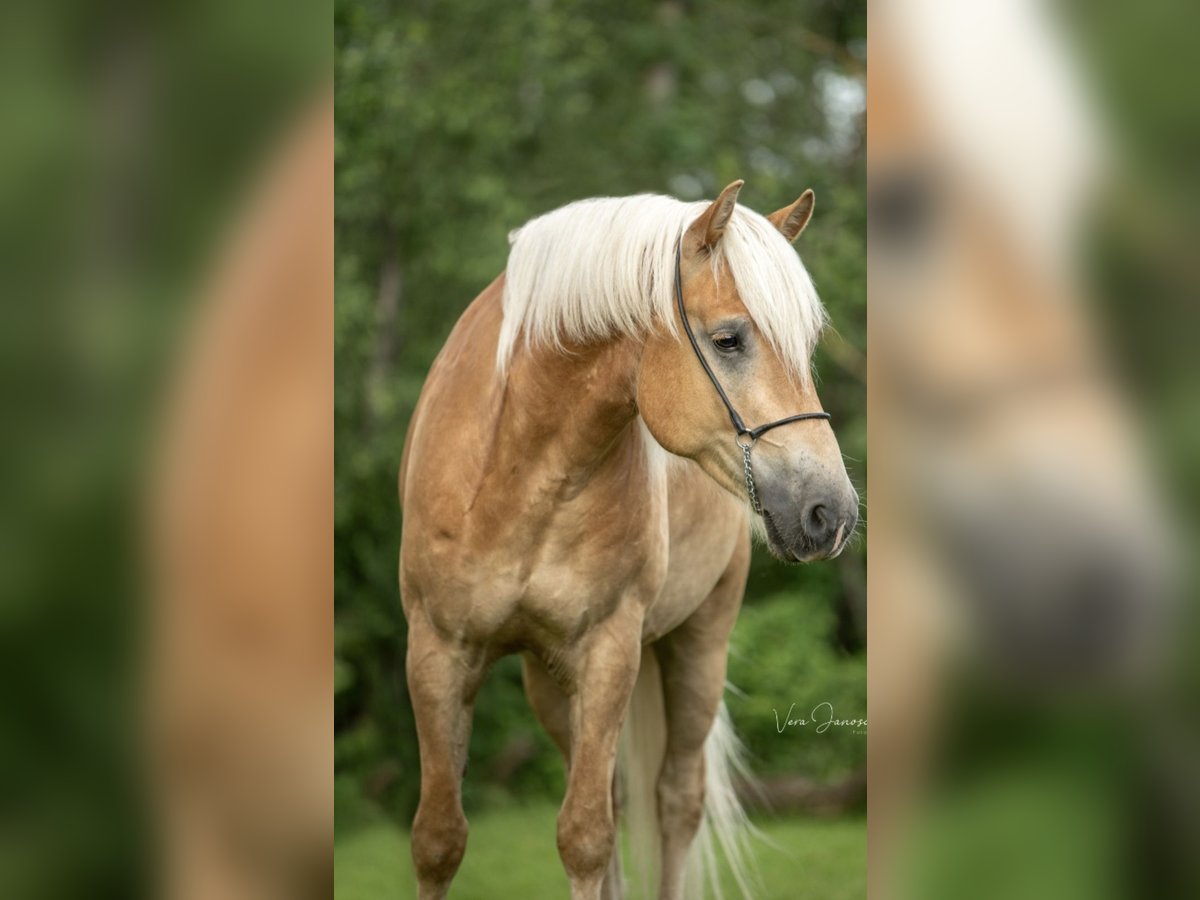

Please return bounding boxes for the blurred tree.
[335,0,866,821]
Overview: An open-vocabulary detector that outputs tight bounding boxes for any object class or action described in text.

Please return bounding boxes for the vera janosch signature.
[773,701,867,734]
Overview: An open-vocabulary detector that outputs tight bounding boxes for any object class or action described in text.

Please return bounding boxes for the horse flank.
[498,193,828,379]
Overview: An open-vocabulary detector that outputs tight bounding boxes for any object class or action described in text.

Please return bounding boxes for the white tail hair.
[618,646,760,899]
[498,193,827,378]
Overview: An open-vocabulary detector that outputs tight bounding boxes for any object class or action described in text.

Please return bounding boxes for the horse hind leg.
[406,615,490,900]
[523,654,625,899]
[656,538,750,900]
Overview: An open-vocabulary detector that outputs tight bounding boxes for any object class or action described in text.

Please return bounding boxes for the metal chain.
[740,440,762,515]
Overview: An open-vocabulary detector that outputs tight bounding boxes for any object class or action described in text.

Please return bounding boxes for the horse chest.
[514,499,670,639]
[410,483,670,649]
[404,409,745,654]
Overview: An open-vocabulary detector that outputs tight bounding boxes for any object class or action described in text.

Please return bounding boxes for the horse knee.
[657,763,705,834]
[411,806,468,886]
[557,803,615,882]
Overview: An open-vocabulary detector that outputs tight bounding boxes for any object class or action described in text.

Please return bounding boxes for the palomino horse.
[867,4,1172,897]
[398,180,859,899]
[150,98,332,900]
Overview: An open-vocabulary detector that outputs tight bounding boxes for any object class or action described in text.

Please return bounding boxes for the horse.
[398,179,859,900]
[867,6,1173,896]
[150,97,333,900]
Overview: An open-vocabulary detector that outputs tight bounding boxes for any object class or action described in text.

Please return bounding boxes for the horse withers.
[398,180,858,899]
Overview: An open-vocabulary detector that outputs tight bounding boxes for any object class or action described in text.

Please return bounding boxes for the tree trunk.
[364,249,402,427]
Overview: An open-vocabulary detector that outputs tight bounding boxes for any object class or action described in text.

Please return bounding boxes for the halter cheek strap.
[673,239,830,514]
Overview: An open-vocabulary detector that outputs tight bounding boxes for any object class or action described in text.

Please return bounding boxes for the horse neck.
[495,333,645,488]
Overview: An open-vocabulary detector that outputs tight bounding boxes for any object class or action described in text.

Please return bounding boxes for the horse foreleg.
[406,616,489,900]
[655,539,748,900]
[556,613,643,900]
[525,653,626,899]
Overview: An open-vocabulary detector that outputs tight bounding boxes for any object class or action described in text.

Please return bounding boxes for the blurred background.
[869,2,1199,899]
[334,0,866,896]
[0,2,328,898]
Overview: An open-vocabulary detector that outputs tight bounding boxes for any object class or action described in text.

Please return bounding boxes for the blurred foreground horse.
[868,3,1175,897]
[151,99,332,900]
[399,181,859,899]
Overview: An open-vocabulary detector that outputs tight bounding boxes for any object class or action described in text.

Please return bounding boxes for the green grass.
[335,800,864,899]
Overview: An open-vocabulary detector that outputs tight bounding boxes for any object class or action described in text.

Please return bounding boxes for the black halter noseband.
[673,240,830,515]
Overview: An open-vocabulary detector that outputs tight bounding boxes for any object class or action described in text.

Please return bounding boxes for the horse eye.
[869,167,935,248]
[712,334,740,352]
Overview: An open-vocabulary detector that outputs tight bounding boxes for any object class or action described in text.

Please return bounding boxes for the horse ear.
[768,189,815,243]
[686,179,744,249]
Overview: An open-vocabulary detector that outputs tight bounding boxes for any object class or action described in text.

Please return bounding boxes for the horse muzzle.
[761,482,859,563]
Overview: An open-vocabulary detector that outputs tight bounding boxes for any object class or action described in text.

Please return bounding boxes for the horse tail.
[619,646,759,900]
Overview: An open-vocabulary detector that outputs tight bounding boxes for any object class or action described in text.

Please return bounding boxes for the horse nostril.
[808,503,830,535]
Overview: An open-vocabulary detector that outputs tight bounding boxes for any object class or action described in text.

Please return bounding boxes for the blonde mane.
[497,193,828,377]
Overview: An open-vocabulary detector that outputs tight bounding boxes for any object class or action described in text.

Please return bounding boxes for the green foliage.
[728,593,867,780]
[335,0,866,821]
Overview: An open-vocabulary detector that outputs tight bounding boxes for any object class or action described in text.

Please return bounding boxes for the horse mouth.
[761,510,806,563]
[762,509,850,563]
